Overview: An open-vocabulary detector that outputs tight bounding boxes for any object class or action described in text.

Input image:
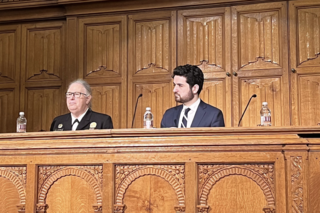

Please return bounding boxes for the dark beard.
[175,90,194,104]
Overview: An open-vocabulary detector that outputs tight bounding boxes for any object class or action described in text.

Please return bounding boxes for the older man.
[50,79,113,131]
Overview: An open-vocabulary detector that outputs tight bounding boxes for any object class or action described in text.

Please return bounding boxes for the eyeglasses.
[66,92,88,98]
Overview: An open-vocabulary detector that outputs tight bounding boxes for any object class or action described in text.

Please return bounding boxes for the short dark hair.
[172,64,204,95]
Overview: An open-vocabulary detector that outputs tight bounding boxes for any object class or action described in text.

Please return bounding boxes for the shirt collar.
[71,108,89,124]
[183,98,200,112]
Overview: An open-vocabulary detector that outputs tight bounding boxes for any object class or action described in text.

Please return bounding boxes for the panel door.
[289,0,320,126]
[232,2,290,127]
[78,15,127,129]
[178,7,232,127]
[0,24,20,133]
[128,11,176,128]
[21,21,65,132]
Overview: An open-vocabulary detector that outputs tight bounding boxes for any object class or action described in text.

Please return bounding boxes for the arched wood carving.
[291,156,303,213]
[115,165,185,211]
[198,164,275,210]
[0,167,26,208]
[37,166,103,206]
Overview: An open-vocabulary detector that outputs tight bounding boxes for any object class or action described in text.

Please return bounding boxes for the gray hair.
[68,79,92,108]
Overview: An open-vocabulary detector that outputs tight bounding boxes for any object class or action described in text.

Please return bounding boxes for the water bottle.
[144,107,153,129]
[260,102,271,126]
[17,112,27,133]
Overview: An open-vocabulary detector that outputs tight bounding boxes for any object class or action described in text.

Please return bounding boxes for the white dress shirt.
[178,98,201,128]
[71,108,89,131]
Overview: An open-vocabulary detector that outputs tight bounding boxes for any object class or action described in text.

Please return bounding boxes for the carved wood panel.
[21,21,64,81]
[115,165,185,213]
[0,167,26,213]
[239,77,282,127]
[26,88,61,132]
[290,1,320,126]
[132,82,174,128]
[178,8,231,126]
[91,85,120,129]
[198,164,275,213]
[37,166,103,213]
[232,2,289,127]
[0,24,20,83]
[128,11,176,128]
[78,15,127,128]
[0,89,16,133]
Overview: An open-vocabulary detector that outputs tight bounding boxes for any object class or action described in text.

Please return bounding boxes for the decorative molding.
[198,60,224,72]
[27,69,61,81]
[115,165,185,208]
[37,166,103,205]
[197,205,209,213]
[291,156,303,213]
[93,204,102,213]
[0,167,27,205]
[174,205,185,213]
[114,204,125,213]
[263,206,276,213]
[86,65,119,77]
[36,203,48,213]
[198,164,275,207]
[135,63,169,75]
[17,204,25,213]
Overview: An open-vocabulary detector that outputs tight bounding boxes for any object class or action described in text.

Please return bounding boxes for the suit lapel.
[76,109,92,130]
[191,100,206,127]
[63,114,72,131]
[174,105,183,127]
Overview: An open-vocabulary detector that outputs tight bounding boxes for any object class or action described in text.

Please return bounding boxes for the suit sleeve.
[50,118,56,131]
[102,116,113,129]
[210,110,225,127]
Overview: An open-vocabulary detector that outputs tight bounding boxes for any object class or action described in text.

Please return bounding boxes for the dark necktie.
[181,108,191,128]
[72,119,79,130]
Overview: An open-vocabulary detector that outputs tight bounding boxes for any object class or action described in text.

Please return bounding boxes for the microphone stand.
[238,94,257,127]
[131,94,143,128]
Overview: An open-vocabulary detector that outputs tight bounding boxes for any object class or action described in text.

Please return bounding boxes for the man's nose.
[173,86,178,93]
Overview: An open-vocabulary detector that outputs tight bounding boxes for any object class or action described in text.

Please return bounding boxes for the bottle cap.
[146,107,151,111]
[262,102,268,106]
[19,112,24,116]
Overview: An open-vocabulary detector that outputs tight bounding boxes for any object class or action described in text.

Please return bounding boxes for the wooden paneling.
[78,15,127,128]
[0,90,16,133]
[232,2,290,127]
[26,88,61,132]
[128,11,176,128]
[46,176,96,213]
[178,7,231,126]
[289,1,320,126]
[123,176,177,213]
[91,85,121,129]
[0,177,21,213]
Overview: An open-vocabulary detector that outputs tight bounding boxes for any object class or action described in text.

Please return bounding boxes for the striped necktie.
[72,119,79,131]
[181,108,191,128]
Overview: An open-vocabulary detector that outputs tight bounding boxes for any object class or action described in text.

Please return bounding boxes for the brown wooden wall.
[0,0,319,132]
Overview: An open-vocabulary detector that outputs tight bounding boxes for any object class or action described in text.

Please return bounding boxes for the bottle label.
[261,116,271,126]
[144,120,153,129]
[17,124,26,132]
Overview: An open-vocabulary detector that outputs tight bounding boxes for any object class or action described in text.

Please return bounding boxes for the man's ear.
[86,95,92,105]
[192,84,199,94]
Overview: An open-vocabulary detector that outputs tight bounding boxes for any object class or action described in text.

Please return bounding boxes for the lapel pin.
[90,122,97,130]
[58,124,63,129]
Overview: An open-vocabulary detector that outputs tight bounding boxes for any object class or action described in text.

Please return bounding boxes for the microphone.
[131,94,143,128]
[238,94,257,127]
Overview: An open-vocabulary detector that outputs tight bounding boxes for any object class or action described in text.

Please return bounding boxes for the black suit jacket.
[161,100,225,128]
[50,109,113,131]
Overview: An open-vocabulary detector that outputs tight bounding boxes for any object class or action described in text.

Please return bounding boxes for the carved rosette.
[115,165,185,212]
[114,204,125,213]
[37,165,103,212]
[291,156,303,213]
[0,167,27,206]
[198,164,275,211]
[197,205,209,213]
[174,205,185,213]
